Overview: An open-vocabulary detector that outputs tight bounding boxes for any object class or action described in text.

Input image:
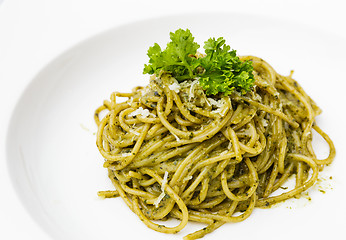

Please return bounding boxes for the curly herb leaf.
[143,29,254,95]
[143,29,199,81]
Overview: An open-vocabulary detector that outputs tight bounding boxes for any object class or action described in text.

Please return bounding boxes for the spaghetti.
[95,56,335,239]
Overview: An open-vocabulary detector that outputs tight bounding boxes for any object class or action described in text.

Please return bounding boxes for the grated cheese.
[189,79,199,101]
[211,108,222,115]
[208,98,226,116]
[207,98,223,108]
[168,81,181,93]
[129,107,156,118]
[171,132,180,141]
[154,171,169,207]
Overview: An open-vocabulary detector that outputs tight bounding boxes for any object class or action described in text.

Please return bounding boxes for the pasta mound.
[95,56,335,239]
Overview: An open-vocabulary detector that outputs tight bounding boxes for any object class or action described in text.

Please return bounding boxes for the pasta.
[95,56,335,239]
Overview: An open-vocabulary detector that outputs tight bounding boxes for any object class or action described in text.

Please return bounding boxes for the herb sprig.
[143,29,254,96]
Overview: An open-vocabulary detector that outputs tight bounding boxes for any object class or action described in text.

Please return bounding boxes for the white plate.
[6,13,346,240]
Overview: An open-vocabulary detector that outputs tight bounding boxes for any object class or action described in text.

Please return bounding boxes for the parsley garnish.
[143,29,254,96]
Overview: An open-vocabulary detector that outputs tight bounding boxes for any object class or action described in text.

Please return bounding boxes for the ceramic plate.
[6,13,346,240]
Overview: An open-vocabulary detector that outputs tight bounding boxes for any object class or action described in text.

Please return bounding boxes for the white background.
[1,0,345,239]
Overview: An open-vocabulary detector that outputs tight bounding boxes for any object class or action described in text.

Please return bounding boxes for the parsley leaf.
[143,29,254,96]
[143,29,199,81]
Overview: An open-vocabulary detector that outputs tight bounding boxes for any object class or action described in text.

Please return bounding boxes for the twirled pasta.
[95,56,335,239]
